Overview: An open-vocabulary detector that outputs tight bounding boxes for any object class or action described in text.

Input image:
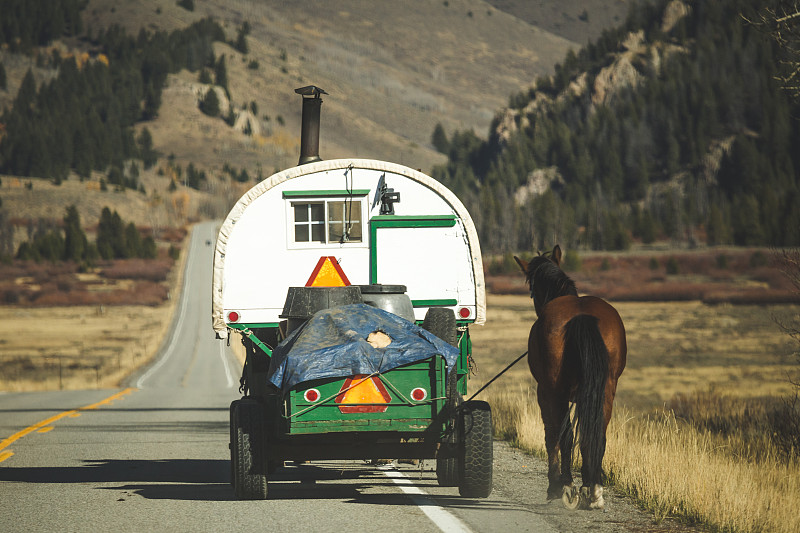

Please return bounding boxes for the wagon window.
[294,202,325,242]
[290,199,363,245]
[328,201,362,243]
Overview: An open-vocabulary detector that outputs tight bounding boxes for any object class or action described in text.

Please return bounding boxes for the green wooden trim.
[369,215,458,283]
[228,323,280,329]
[283,189,370,198]
[370,214,457,222]
[411,299,458,307]
[227,323,275,356]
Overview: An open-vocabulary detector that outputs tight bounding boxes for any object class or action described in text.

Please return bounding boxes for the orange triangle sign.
[336,375,391,413]
[305,256,351,287]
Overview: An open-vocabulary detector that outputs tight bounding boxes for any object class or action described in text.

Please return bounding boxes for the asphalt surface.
[0,220,691,533]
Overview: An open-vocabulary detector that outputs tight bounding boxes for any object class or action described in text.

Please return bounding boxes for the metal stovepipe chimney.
[295,85,327,165]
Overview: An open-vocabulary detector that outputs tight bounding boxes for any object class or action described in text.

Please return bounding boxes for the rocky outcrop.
[514,167,563,205]
[493,1,692,148]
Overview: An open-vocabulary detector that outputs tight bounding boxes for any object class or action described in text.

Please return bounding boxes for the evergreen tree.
[234,23,249,54]
[200,88,220,117]
[0,61,6,91]
[431,123,449,154]
[124,222,142,258]
[62,205,87,262]
[137,127,158,169]
[214,55,228,93]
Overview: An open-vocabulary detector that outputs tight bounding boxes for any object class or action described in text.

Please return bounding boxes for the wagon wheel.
[424,308,461,487]
[457,400,493,498]
[231,399,269,500]
[436,369,461,487]
[229,400,238,487]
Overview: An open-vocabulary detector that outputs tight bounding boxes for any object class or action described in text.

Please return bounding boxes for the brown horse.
[514,245,626,510]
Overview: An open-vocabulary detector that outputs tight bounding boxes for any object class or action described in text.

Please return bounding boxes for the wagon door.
[369,214,477,322]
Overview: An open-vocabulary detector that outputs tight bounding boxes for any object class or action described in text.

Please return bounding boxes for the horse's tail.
[563,314,609,484]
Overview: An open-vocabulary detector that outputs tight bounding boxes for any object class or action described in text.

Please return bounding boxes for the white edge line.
[136,235,195,388]
[219,341,236,389]
[380,467,472,533]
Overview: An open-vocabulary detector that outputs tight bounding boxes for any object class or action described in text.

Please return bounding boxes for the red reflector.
[227,311,240,322]
[411,387,427,401]
[458,307,470,319]
[304,388,320,402]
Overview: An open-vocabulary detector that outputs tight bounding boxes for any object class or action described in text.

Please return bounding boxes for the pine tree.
[214,56,228,94]
[125,222,142,258]
[62,205,87,262]
[200,88,220,117]
[431,123,449,154]
[234,24,249,54]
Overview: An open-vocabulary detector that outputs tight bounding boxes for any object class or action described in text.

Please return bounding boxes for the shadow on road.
[0,458,524,511]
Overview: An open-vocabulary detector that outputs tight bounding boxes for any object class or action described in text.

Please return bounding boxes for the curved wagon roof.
[212,158,486,338]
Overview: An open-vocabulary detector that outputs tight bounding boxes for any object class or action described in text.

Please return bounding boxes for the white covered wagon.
[212,86,491,500]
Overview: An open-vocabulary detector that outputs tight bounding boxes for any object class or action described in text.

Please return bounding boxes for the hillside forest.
[0,0,798,259]
[432,0,800,253]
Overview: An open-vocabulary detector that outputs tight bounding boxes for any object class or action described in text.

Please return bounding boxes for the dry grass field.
[0,231,189,392]
[471,294,800,532]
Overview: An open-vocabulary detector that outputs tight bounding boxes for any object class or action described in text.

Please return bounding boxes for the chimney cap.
[295,85,328,98]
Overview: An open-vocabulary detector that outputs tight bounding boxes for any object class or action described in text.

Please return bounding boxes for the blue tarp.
[267,303,459,392]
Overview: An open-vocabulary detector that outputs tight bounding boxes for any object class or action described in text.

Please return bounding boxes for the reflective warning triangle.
[335,375,391,413]
[305,256,351,287]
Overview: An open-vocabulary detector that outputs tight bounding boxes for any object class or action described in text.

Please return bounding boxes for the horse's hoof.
[561,485,580,510]
[588,485,605,510]
[578,485,605,510]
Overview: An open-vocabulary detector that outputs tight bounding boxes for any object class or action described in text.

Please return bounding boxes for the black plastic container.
[280,286,363,333]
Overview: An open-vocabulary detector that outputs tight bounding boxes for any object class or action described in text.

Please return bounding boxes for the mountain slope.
[80,0,578,173]
[433,0,800,253]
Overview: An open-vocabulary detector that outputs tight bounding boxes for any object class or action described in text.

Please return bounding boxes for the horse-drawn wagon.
[211,86,492,499]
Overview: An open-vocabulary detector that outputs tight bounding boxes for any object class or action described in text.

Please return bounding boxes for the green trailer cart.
[212,87,491,500]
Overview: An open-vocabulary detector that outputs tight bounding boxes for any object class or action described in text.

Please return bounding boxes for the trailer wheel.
[422,308,457,346]
[436,369,461,486]
[229,400,238,487]
[231,399,268,500]
[458,400,493,498]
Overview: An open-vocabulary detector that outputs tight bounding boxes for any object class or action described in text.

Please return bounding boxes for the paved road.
[0,221,667,533]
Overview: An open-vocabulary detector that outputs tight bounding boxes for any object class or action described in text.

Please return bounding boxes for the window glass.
[293,202,325,243]
[295,225,309,242]
[291,199,362,245]
[328,201,362,243]
[294,204,308,223]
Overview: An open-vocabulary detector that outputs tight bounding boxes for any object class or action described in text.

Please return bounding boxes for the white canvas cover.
[212,159,485,338]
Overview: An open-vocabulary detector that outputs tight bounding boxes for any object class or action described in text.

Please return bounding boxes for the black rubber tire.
[231,399,268,500]
[436,428,459,486]
[436,369,461,486]
[422,308,457,346]
[229,400,238,487]
[458,400,493,498]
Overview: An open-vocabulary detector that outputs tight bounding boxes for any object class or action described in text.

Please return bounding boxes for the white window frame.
[285,195,368,250]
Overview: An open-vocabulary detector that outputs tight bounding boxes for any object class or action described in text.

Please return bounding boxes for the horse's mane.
[524,256,578,309]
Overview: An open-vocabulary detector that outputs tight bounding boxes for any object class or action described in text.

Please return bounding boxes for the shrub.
[666,256,679,275]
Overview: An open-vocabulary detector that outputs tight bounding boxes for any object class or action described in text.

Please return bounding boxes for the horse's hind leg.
[539,389,572,500]
[559,408,577,504]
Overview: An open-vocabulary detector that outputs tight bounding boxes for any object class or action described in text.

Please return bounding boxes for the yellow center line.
[0,387,137,460]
